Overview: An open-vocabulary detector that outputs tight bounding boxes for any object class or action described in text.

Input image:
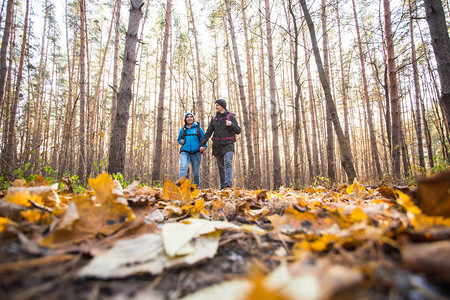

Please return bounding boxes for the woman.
[177,112,206,187]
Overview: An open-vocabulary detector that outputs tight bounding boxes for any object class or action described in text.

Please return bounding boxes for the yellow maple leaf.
[88,173,117,203]
[396,191,450,230]
[21,209,51,223]
[411,214,450,230]
[41,188,136,248]
[396,191,422,215]
[161,179,199,203]
[191,198,209,217]
[0,217,10,232]
[162,180,184,201]
[293,234,337,253]
[5,190,43,207]
[349,207,368,223]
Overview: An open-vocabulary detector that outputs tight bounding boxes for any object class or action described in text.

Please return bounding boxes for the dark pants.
[215,151,234,189]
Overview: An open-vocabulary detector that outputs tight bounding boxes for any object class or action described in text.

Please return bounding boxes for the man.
[199,99,241,189]
[178,112,206,187]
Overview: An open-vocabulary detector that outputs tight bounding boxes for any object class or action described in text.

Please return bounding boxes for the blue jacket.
[177,122,207,154]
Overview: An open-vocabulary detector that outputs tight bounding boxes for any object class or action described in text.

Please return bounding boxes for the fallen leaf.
[179,280,253,300]
[40,174,136,248]
[0,216,10,231]
[402,240,450,283]
[415,170,450,217]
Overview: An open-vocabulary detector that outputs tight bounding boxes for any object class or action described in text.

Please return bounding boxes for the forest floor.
[1,171,450,300]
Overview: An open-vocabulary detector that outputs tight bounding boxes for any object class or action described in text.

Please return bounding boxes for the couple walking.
[177,99,241,189]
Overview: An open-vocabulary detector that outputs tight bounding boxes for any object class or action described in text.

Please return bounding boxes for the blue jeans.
[216,151,234,189]
[179,152,202,187]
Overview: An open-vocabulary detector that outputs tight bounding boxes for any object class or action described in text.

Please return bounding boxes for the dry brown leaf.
[415,170,450,217]
[402,240,450,283]
[40,174,135,248]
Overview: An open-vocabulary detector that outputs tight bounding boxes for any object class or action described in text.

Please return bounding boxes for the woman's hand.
[199,147,206,152]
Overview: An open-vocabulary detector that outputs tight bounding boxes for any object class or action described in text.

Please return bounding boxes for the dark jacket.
[177,122,206,154]
[200,110,241,156]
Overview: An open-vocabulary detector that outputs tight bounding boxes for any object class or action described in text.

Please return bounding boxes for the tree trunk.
[424,0,450,126]
[225,0,255,188]
[108,0,144,175]
[264,0,282,188]
[288,0,303,187]
[258,3,270,188]
[384,0,401,178]
[336,0,350,146]
[300,0,356,182]
[408,0,425,171]
[110,0,121,136]
[303,28,320,179]
[2,0,29,179]
[352,0,382,180]
[58,1,78,177]
[187,0,207,187]
[241,0,261,188]
[321,0,335,182]
[77,0,87,182]
[151,0,171,183]
[0,0,13,111]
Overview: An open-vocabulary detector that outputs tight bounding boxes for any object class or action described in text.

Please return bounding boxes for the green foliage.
[152,180,163,188]
[13,162,31,180]
[0,176,10,191]
[63,173,85,193]
[111,172,131,188]
[430,156,450,174]
[313,175,331,188]
[44,166,58,185]
[94,160,103,173]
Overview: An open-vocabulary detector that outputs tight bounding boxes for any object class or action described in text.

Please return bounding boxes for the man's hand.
[199,147,206,152]
[226,120,231,126]
[181,139,185,145]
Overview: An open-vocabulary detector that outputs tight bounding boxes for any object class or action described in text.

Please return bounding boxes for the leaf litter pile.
[1,171,450,300]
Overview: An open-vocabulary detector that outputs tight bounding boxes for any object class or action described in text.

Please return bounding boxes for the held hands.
[199,147,206,153]
[181,139,185,145]
[226,120,232,126]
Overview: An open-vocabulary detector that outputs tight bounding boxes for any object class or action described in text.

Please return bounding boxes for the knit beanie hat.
[184,112,194,124]
[215,99,227,110]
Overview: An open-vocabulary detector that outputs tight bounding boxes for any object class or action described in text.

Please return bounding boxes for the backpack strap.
[182,125,187,139]
[226,112,235,121]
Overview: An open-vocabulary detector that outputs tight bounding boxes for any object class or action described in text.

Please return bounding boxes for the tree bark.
[384,0,401,178]
[241,0,261,188]
[264,0,282,188]
[408,0,425,171]
[77,0,87,181]
[321,0,335,182]
[352,0,382,180]
[108,0,144,175]
[225,0,256,188]
[302,28,320,179]
[0,0,13,111]
[300,0,356,182]
[110,0,121,136]
[288,0,304,187]
[187,0,207,187]
[151,0,171,183]
[2,0,29,179]
[424,0,450,126]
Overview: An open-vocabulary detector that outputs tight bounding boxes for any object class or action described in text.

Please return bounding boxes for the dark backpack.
[180,125,202,153]
[181,125,201,142]
[211,112,236,142]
